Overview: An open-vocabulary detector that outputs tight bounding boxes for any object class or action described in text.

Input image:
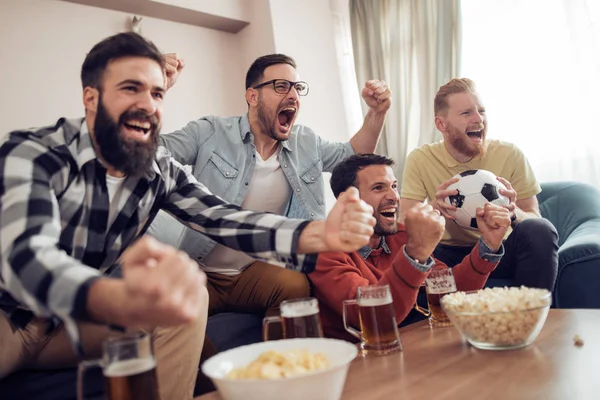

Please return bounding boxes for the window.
[461,0,600,186]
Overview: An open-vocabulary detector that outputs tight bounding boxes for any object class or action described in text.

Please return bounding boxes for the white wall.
[238,0,276,95]
[269,0,351,143]
[0,0,244,137]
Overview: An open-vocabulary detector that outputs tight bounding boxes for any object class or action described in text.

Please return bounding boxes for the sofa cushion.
[538,182,600,308]
[206,312,263,351]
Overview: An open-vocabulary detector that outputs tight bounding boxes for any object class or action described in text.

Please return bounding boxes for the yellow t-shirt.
[400,139,541,246]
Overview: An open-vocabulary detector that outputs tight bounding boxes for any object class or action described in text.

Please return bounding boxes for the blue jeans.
[433,219,559,291]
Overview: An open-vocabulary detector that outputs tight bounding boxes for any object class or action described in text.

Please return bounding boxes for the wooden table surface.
[196,309,600,400]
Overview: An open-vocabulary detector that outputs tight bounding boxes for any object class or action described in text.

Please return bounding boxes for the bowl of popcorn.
[441,286,552,350]
[201,338,358,400]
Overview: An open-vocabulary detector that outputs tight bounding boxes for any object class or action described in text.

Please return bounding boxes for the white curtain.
[330,0,364,136]
[348,0,461,180]
[461,0,600,187]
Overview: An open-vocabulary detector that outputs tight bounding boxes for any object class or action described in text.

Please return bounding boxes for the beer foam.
[104,358,155,377]
[280,301,318,318]
[358,295,392,307]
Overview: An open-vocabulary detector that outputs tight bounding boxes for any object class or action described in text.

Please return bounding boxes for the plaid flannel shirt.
[0,118,316,349]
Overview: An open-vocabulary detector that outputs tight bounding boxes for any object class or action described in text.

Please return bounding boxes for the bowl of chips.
[201,338,358,400]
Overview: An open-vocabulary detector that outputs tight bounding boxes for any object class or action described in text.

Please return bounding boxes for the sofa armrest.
[554,219,600,308]
[558,219,600,266]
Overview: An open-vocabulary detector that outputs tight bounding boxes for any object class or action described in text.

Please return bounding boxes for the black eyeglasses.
[252,79,309,96]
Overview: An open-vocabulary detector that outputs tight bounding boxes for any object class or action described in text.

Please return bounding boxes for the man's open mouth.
[380,207,397,221]
[277,107,297,130]
[467,130,483,141]
[123,119,152,140]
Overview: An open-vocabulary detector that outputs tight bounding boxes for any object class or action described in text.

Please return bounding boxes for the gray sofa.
[537,182,600,308]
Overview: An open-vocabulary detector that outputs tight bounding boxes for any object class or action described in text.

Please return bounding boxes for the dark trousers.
[433,218,559,291]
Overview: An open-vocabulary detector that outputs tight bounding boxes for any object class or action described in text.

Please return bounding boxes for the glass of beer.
[342,285,402,356]
[77,332,160,400]
[425,268,457,327]
[262,297,324,341]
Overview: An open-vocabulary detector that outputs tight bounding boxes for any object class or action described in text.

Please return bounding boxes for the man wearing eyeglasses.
[148,53,391,330]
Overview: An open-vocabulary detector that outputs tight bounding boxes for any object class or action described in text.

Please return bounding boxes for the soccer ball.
[444,169,510,231]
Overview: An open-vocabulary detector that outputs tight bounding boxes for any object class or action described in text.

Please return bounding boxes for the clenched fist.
[404,203,445,262]
[120,236,207,327]
[163,53,185,90]
[476,203,511,251]
[324,187,376,252]
[361,80,392,114]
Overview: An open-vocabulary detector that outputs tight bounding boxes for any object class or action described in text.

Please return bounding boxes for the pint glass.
[263,297,324,340]
[343,285,402,355]
[78,332,160,400]
[425,268,457,327]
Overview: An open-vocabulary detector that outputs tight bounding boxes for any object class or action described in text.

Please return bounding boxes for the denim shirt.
[149,114,354,262]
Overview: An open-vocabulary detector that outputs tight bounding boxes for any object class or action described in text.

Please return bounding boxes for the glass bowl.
[441,287,552,350]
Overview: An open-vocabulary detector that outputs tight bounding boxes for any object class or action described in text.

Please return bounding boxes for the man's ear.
[434,115,447,134]
[83,87,99,112]
[245,88,258,106]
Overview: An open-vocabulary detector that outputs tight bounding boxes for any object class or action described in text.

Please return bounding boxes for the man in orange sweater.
[309,154,512,341]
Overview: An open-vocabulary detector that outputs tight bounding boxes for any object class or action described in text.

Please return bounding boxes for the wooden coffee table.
[195,309,600,399]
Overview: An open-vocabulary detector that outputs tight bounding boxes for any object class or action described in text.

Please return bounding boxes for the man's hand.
[404,203,446,262]
[323,187,375,252]
[476,203,511,251]
[163,53,185,91]
[428,177,460,219]
[97,236,207,328]
[497,177,517,204]
[122,236,206,327]
[496,176,518,218]
[361,80,392,114]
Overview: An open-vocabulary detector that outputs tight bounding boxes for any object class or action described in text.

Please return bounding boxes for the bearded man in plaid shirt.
[0,32,375,400]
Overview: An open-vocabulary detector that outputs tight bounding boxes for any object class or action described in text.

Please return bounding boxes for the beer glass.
[425,268,457,327]
[78,332,160,400]
[262,297,324,340]
[342,285,402,355]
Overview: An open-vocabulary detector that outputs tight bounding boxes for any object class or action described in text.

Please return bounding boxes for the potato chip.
[227,349,330,380]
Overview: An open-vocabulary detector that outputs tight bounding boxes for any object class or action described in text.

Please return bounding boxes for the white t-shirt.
[105,173,127,229]
[201,150,292,275]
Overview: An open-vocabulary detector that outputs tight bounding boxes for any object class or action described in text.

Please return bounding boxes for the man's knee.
[514,218,558,245]
[156,285,208,342]
[247,262,311,300]
[279,272,310,300]
[152,286,209,400]
[192,286,209,332]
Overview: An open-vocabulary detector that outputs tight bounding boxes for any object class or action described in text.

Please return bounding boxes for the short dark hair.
[330,154,395,198]
[81,32,164,89]
[245,54,297,90]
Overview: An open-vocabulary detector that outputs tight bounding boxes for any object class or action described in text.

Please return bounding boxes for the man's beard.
[94,97,161,177]
[256,94,292,142]
[374,219,398,237]
[446,124,486,158]
[373,204,399,237]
